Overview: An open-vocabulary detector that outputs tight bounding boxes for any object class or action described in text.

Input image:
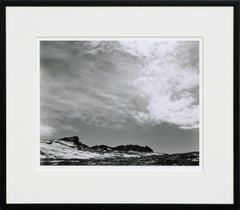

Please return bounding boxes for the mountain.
[40,136,199,166]
[43,136,154,153]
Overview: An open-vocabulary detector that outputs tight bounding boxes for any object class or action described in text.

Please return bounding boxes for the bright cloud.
[40,125,55,136]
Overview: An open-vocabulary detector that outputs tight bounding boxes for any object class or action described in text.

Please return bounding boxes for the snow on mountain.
[40,138,155,160]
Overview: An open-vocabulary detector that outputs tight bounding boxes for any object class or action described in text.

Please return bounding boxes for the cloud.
[40,40,199,138]
[40,125,55,136]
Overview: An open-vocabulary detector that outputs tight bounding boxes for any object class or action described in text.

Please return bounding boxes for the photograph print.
[40,39,200,166]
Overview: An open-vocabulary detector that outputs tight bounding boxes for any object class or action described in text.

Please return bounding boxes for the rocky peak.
[59,136,81,146]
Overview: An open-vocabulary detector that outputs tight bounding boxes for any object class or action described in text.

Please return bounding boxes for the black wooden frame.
[0,1,239,209]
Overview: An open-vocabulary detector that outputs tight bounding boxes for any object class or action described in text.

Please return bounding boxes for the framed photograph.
[1,0,239,209]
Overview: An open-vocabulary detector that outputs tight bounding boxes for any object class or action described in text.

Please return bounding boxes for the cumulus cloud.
[40,125,55,136]
[40,40,199,138]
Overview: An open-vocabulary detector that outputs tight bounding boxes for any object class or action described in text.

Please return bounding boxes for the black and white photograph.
[40,39,200,166]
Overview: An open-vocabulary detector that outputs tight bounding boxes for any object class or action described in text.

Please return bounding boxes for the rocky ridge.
[40,136,199,166]
[42,136,154,153]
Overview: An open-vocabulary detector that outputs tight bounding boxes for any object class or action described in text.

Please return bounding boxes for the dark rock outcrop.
[91,144,153,153]
[114,144,153,153]
[78,143,89,150]
[91,145,113,151]
[59,136,81,146]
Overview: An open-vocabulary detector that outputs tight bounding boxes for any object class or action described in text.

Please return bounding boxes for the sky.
[40,40,199,153]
